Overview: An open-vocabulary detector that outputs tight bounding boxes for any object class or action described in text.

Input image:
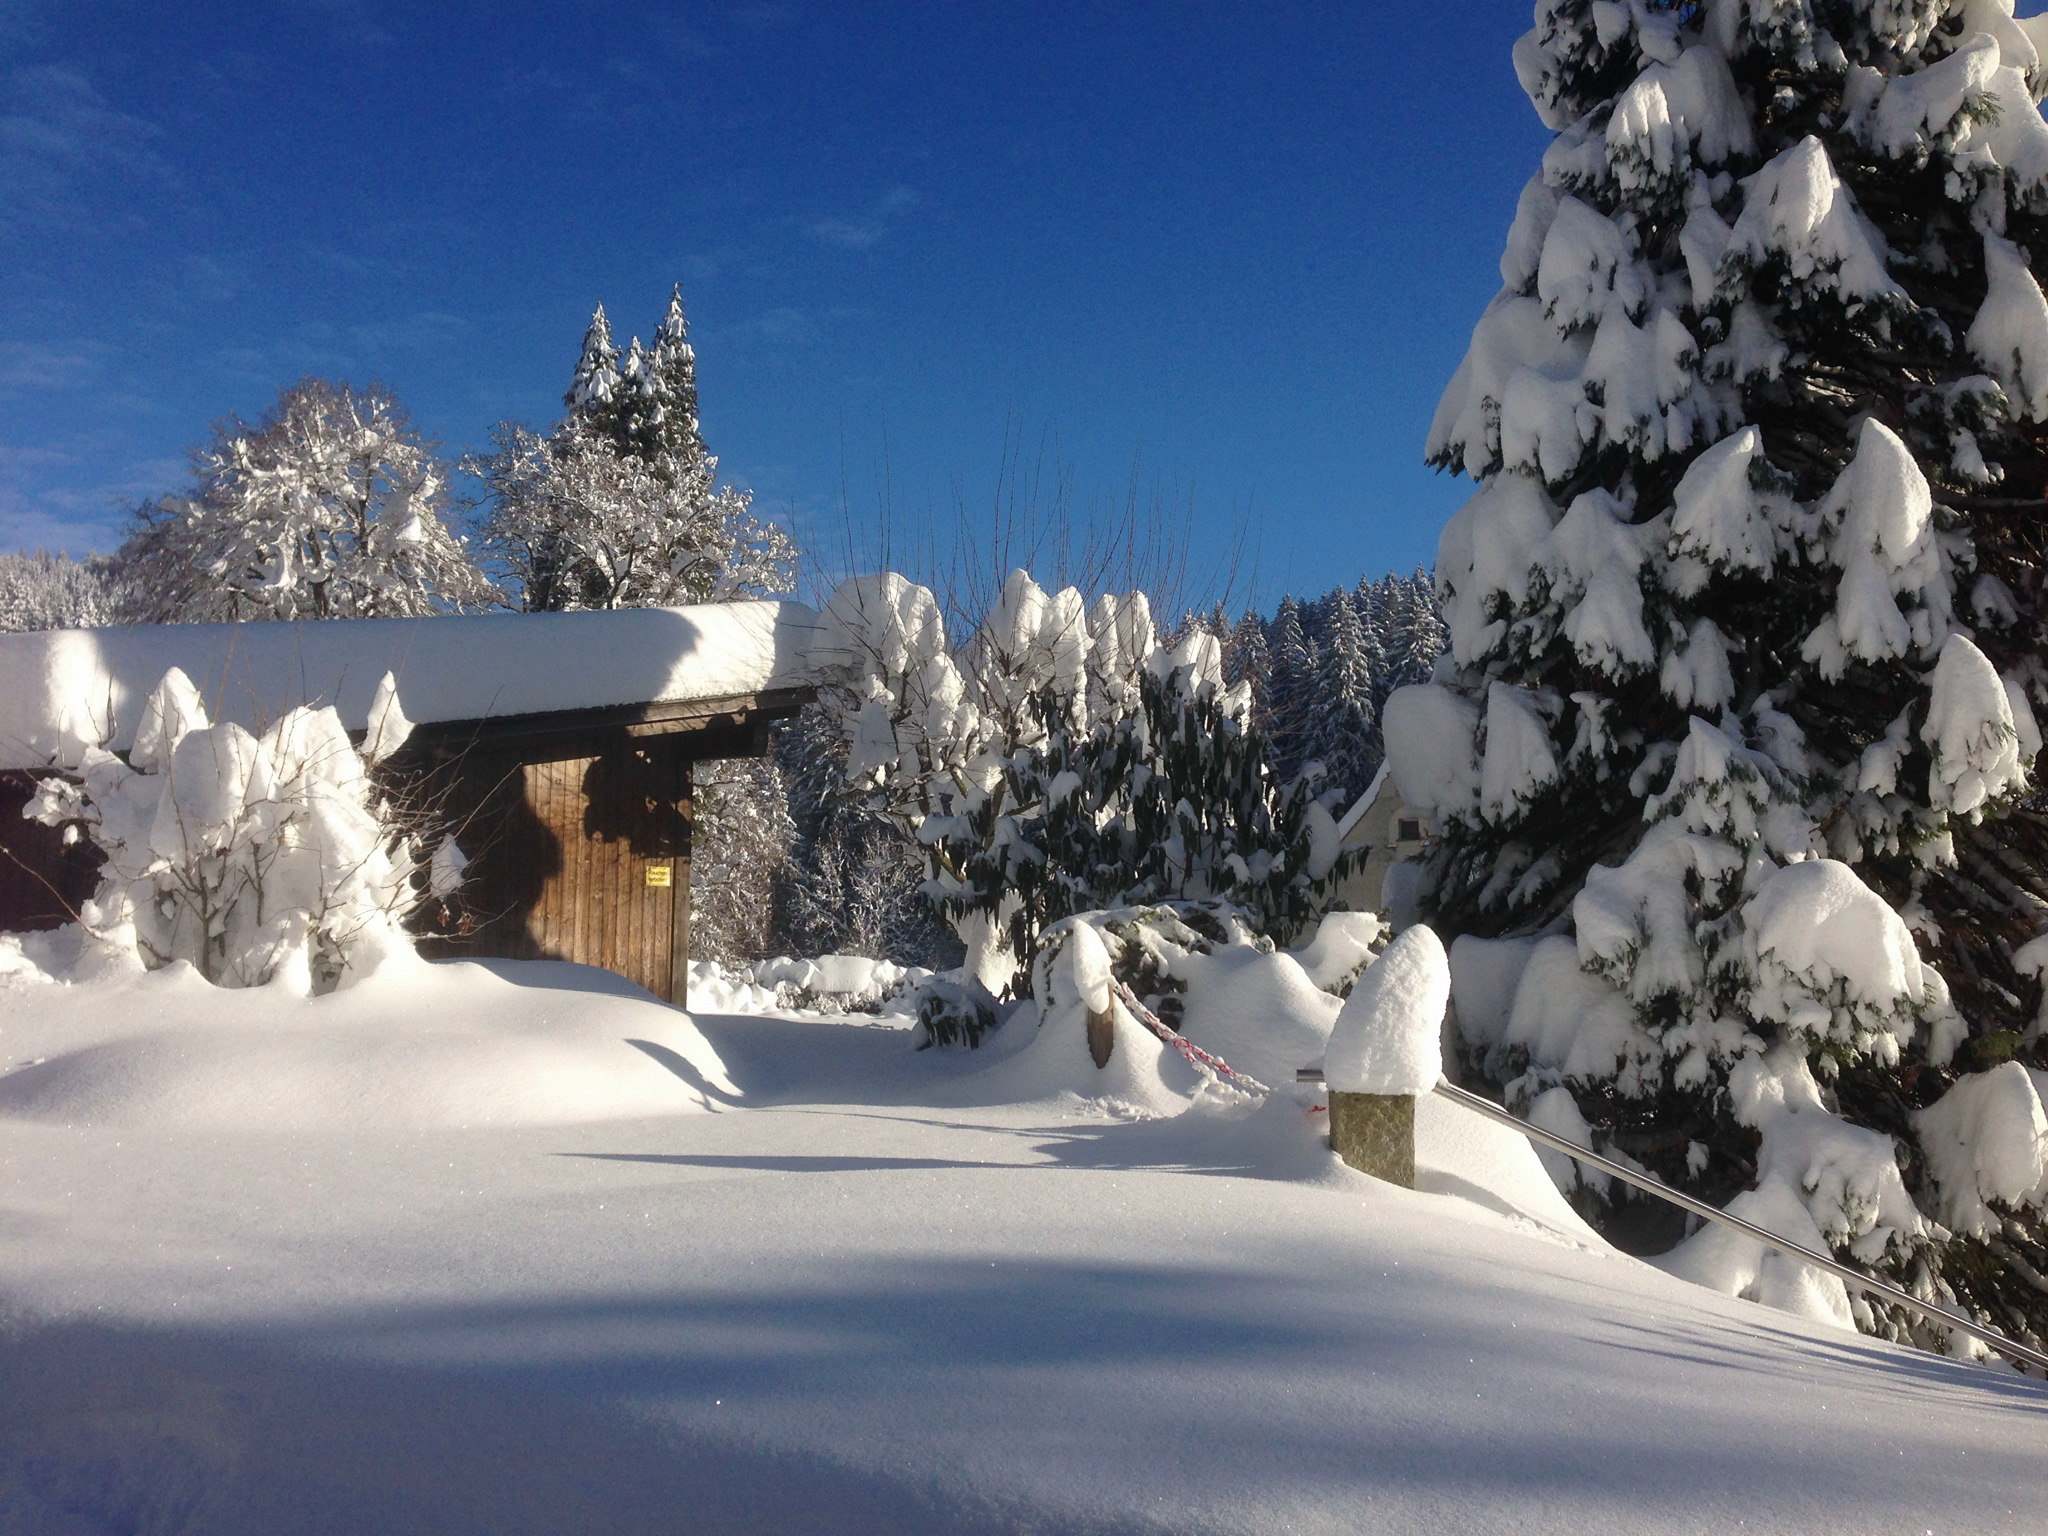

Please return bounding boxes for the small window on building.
[1397,818,1423,843]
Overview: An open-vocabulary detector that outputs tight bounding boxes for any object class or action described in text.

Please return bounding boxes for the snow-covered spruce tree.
[474,290,795,613]
[1262,595,1319,780]
[1398,0,2048,1357]
[810,570,1343,1009]
[1301,588,1380,806]
[28,667,450,991]
[1371,569,1451,711]
[0,551,124,631]
[618,285,708,468]
[1223,605,1273,696]
[565,304,621,424]
[117,380,493,623]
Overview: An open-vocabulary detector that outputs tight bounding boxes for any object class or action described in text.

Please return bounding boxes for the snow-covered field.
[2,942,2043,1534]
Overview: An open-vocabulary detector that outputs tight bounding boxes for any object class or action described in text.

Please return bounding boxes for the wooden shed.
[0,602,816,1006]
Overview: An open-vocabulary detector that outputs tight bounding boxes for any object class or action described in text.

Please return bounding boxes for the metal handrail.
[1296,1068,2048,1374]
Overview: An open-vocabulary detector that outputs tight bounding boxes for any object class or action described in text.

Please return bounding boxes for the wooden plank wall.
[415,737,693,1006]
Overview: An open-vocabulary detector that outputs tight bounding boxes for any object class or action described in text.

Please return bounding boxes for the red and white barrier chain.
[1112,979,1270,1094]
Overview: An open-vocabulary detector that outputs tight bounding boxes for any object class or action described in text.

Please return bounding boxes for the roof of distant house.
[1336,760,1392,840]
[0,600,818,771]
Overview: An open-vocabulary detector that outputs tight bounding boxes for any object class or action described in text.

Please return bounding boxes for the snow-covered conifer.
[477,288,794,613]
[1404,0,2048,1359]
[116,380,492,623]
[630,284,708,467]
[1223,606,1272,696]
[1263,595,1318,780]
[1302,589,1379,805]
[565,304,621,417]
[0,551,123,631]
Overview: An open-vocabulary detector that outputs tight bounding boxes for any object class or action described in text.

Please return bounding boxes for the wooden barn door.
[519,741,692,1005]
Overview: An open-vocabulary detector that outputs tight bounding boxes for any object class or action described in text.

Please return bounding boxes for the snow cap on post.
[1060,918,1114,1017]
[1324,925,1451,1096]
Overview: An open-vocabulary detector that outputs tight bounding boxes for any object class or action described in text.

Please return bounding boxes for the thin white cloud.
[348,310,469,353]
[807,185,920,250]
[0,338,112,394]
[0,64,175,230]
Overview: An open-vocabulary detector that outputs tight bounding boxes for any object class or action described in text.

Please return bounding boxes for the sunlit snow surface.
[1,949,2043,1534]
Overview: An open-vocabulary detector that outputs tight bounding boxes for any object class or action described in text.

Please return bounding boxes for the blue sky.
[1,1,1548,612]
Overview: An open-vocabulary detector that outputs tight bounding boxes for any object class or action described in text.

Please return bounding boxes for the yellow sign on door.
[644,863,674,888]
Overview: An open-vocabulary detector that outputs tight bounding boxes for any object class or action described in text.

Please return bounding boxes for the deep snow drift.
[2,935,2044,1534]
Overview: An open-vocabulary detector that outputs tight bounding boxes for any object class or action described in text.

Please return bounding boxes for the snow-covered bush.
[26,667,449,993]
[1287,909,1387,997]
[1411,0,2048,1360]
[116,379,493,622]
[1002,902,1344,1094]
[750,953,930,1013]
[811,569,1346,1009]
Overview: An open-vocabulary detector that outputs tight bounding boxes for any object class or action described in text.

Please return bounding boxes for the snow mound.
[1655,1178,1855,1328]
[1413,1088,1598,1242]
[0,947,736,1132]
[971,995,1205,1117]
[1174,945,1343,1089]
[1287,911,1385,995]
[1324,926,1450,1095]
[686,959,782,1013]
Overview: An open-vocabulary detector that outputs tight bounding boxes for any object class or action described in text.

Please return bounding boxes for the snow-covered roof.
[0,600,819,771]
[1335,760,1392,840]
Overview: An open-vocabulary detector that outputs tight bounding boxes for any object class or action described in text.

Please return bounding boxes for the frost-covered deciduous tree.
[772,703,959,967]
[28,667,448,992]
[117,380,493,623]
[810,570,1342,1004]
[473,421,795,611]
[690,755,796,964]
[1401,0,2048,1360]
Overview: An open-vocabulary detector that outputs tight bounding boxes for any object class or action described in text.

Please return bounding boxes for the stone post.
[1327,1090,1415,1188]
